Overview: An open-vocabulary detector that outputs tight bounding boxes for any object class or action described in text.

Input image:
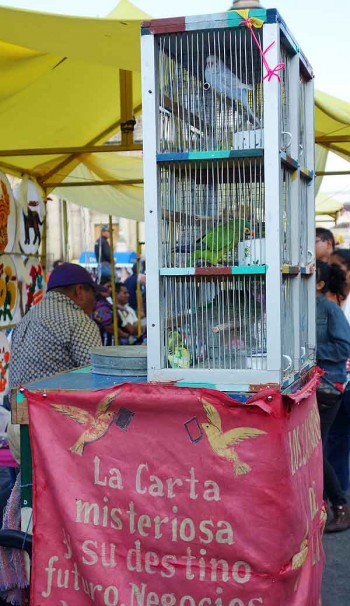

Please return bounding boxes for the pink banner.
[27,377,324,606]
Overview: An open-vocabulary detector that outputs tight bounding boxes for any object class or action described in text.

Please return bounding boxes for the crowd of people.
[92,225,147,345]
[315,227,350,532]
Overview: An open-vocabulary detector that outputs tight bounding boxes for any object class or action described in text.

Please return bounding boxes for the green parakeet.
[167,330,191,369]
[187,219,252,266]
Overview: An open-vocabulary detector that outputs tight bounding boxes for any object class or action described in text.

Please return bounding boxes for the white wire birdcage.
[142,10,315,389]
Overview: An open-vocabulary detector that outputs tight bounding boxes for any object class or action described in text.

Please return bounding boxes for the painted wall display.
[0,255,19,326]
[14,177,45,255]
[0,171,16,254]
[0,333,10,395]
[21,258,44,315]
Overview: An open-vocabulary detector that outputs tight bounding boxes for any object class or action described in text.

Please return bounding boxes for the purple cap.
[47,263,97,292]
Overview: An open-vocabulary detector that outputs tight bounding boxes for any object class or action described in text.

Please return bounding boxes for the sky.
[1,0,350,203]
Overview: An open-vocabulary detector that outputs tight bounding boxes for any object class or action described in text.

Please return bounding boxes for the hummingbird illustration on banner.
[201,399,266,475]
[50,389,121,456]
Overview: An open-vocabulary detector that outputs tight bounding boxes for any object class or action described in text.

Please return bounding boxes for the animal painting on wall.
[14,178,45,255]
[0,172,16,254]
[21,258,44,315]
[0,255,19,327]
[0,333,10,395]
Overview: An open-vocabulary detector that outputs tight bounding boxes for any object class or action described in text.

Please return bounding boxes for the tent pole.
[136,222,142,337]
[109,216,119,345]
[120,70,135,150]
[316,170,350,177]
[62,199,69,261]
[41,195,48,279]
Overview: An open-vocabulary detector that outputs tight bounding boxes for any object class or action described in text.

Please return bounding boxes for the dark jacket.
[316,294,350,384]
[124,273,146,313]
[94,236,111,263]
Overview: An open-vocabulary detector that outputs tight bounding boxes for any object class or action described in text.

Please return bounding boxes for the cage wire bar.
[142,9,315,390]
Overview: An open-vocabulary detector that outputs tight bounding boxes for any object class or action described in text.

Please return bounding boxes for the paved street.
[322,489,350,606]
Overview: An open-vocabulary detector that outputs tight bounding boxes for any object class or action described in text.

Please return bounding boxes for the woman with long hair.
[316,261,350,532]
[326,249,350,495]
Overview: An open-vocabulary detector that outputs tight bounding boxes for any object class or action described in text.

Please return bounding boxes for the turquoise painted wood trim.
[185,14,228,31]
[157,149,264,162]
[17,392,26,404]
[227,8,267,28]
[176,381,251,394]
[231,265,267,275]
[183,10,268,31]
[159,266,267,276]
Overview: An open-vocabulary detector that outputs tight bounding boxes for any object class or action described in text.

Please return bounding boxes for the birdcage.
[142,8,315,391]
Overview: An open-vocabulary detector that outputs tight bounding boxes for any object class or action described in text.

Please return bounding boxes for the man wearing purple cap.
[7,263,102,464]
[9,263,102,390]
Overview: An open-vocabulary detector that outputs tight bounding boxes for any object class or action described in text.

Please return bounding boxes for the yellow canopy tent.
[0,0,148,220]
[315,91,350,168]
[53,154,144,221]
[315,192,344,217]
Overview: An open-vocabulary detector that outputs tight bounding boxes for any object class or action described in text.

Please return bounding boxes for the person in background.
[116,283,146,344]
[316,261,350,532]
[124,261,146,317]
[315,227,335,262]
[327,249,350,494]
[7,263,102,462]
[116,283,139,337]
[92,285,114,346]
[329,248,350,322]
[92,283,144,345]
[99,276,112,298]
[95,225,112,279]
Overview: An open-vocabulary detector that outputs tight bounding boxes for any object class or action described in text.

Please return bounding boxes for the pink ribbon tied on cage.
[239,15,286,83]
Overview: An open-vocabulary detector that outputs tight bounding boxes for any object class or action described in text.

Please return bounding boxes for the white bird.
[205,55,259,126]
